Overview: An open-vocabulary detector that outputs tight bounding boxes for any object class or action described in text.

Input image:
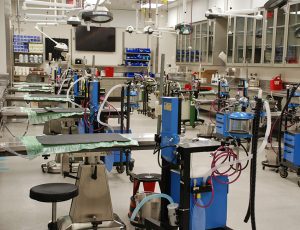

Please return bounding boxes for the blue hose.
[130,193,175,222]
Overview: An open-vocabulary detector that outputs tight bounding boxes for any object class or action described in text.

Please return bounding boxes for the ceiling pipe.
[25,13,67,19]
[23,0,75,8]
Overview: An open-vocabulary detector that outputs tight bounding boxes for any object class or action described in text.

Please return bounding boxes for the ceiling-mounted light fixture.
[175,23,193,35]
[81,0,113,23]
[67,16,81,26]
[264,0,288,10]
[35,24,68,52]
[81,9,113,23]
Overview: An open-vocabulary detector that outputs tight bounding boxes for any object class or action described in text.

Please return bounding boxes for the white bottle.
[19,54,24,63]
[34,55,38,63]
[24,54,29,63]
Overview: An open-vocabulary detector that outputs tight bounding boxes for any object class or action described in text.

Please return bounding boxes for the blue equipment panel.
[284,132,300,166]
[216,113,229,137]
[161,97,180,163]
[170,170,228,230]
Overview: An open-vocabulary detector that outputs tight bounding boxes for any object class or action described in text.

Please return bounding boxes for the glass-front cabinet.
[287,3,300,65]
[235,17,246,63]
[264,10,275,64]
[175,18,226,65]
[227,17,234,63]
[245,17,254,63]
[274,8,286,64]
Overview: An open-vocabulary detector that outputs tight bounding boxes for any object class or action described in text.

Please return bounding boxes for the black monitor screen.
[75,26,116,52]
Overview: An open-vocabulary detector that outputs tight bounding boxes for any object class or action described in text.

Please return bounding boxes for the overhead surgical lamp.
[264,0,288,10]
[175,23,193,35]
[81,0,113,23]
[35,24,68,52]
[67,16,81,26]
[81,9,113,23]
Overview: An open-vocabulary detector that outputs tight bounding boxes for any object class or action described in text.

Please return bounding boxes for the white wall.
[0,0,7,74]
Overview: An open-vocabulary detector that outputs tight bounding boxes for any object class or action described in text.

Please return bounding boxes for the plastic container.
[104,67,114,77]
[270,75,283,91]
[134,192,161,223]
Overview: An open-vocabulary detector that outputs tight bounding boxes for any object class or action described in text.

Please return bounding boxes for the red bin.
[104,67,114,77]
[270,75,283,91]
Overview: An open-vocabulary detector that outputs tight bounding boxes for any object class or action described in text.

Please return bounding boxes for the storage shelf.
[14,62,42,65]
[14,52,43,54]
[125,59,150,62]
[125,52,151,55]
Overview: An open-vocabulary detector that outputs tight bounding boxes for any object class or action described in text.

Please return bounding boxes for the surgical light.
[141,3,163,9]
[81,9,113,23]
[35,25,69,52]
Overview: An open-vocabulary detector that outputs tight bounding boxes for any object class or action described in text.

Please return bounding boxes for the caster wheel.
[41,164,47,173]
[262,166,265,170]
[116,166,125,174]
[192,124,196,128]
[129,160,135,171]
[130,175,134,183]
[275,169,279,173]
[279,169,288,178]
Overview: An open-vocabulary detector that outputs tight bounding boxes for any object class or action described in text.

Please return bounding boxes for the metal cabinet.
[176,19,226,66]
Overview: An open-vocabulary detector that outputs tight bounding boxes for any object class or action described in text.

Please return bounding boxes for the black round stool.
[30,183,78,230]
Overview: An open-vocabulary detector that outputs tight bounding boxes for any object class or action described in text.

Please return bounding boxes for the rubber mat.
[36,133,130,145]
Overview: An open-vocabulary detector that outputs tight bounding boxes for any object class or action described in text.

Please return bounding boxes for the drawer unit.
[283,132,300,166]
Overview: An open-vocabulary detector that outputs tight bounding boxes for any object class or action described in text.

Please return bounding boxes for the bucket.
[134,192,161,223]
[104,67,114,77]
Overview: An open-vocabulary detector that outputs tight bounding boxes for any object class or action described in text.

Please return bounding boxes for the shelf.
[14,52,43,54]
[125,52,151,55]
[125,65,148,68]
[125,59,150,62]
[14,62,42,65]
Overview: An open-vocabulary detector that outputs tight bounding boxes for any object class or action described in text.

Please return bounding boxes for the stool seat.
[30,183,78,203]
[133,173,161,182]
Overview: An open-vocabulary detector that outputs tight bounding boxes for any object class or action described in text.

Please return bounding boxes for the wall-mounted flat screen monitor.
[75,26,116,52]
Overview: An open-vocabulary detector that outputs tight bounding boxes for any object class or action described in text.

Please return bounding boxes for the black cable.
[4,119,30,138]
[244,98,263,230]
[153,144,177,169]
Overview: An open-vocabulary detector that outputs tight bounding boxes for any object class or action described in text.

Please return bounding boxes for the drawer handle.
[285,139,293,142]
[285,150,292,154]
[216,126,222,129]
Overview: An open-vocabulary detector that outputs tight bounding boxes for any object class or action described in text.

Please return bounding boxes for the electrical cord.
[244,98,263,230]
[153,144,177,169]
[4,119,29,138]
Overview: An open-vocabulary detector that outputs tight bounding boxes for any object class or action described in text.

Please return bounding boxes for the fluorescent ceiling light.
[141,3,163,9]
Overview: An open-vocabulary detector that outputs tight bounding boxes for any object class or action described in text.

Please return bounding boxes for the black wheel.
[41,164,46,173]
[279,169,288,178]
[129,160,135,171]
[192,124,196,128]
[298,180,300,187]
[130,175,134,182]
[275,169,279,173]
[262,166,265,170]
[116,165,125,174]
